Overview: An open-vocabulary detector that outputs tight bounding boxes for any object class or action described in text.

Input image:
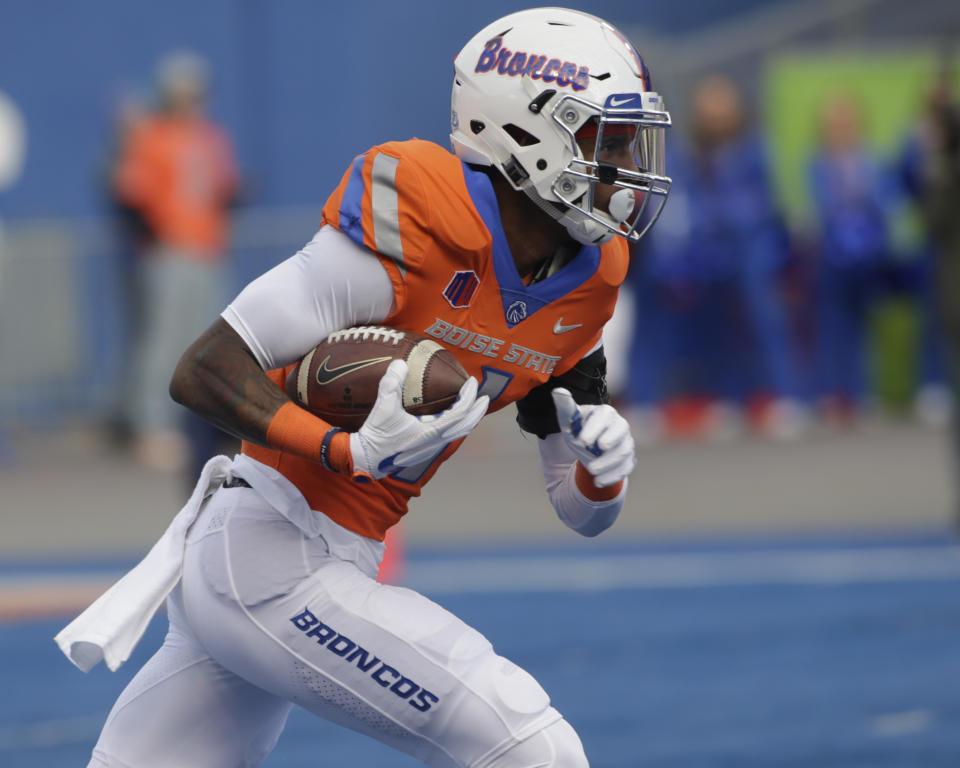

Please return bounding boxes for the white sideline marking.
[2,547,959,619]
[402,547,960,594]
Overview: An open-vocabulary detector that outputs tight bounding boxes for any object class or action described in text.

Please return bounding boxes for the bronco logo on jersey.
[475,37,590,91]
[506,300,528,326]
[443,270,480,308]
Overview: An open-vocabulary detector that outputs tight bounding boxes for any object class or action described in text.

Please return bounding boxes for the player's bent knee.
[486,719,588,768]
[464,651,551,726]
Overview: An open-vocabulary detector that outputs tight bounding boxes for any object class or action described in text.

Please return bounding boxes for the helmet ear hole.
[502,123,541,147]
[470,120,485,135]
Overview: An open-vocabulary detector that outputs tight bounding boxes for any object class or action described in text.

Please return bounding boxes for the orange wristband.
[265,402,352,474]
[574,462,623,501]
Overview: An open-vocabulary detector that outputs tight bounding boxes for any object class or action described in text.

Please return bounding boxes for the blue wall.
[0,0,777,220]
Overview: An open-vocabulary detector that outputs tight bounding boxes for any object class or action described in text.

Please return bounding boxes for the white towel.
[54,455,232,673]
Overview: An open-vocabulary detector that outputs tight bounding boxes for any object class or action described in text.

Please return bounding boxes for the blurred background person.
[896,72,956,429]
[112,51,240,478]
[685,73,806,440]
[622,145,717,444]
[898,65,960,523]
[101,92,152,447]
[806,94,891,426]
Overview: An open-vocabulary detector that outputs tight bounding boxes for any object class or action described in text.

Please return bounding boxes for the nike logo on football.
[315,354,393,385]
[553,318,583,334]
[608,95,638,107]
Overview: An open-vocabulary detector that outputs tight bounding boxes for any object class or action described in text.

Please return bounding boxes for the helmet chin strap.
[563,216,615,245]
[521,183,628,246]
[564,188,636,245]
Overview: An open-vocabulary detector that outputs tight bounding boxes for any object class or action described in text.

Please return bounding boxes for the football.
[285,326,469,431]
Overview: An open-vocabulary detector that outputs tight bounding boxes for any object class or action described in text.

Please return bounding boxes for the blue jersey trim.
[339,154,367,247]
[459,162,602,328]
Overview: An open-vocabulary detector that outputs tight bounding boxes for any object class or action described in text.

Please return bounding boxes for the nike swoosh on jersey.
[315,354,394,385]
[553,318,583,334]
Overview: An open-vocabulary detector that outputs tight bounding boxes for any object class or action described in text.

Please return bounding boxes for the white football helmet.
[451,7,671,245]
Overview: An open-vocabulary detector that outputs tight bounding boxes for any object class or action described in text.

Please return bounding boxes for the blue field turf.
[2,538,959,767]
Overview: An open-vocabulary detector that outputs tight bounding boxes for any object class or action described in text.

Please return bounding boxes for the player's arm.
[170,227,393,471]
[170,316,288,445]
[516,346,635,537]
[171,226,487,477]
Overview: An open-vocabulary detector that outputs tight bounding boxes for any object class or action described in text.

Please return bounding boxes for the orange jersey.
[243,139,628,540]
[114,115,238,257]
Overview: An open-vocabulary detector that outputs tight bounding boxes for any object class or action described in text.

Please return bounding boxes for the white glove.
[551,388,636,487]
[350,359,489,480]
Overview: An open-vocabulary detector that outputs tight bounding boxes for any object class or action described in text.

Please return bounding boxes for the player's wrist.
[324,429,353,474]
[265,401,353,474]
[348,432,377,480]
[574,462,624,501]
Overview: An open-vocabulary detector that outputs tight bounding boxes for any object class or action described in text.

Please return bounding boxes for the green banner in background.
[763,49,944,408]
[763,49,939,230]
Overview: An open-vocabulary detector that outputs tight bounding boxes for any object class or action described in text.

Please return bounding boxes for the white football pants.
[88,479,588,767]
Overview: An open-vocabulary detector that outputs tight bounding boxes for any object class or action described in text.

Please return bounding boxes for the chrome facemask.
[551,91,672,244]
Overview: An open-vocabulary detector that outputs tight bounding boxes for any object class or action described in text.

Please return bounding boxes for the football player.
[77,8,671,767]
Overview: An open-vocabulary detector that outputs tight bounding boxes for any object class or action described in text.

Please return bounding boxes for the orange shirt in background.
[114,114,238,258]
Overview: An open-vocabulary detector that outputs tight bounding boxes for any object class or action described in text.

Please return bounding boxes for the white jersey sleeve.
[222,226,396,370]
[538,433,625,537]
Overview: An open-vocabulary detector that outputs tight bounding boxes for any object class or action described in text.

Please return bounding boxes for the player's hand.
[350,360,489,480]
[551,388,636,487]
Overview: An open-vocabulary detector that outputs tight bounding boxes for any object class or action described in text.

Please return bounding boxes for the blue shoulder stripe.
[338,154,367,247]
